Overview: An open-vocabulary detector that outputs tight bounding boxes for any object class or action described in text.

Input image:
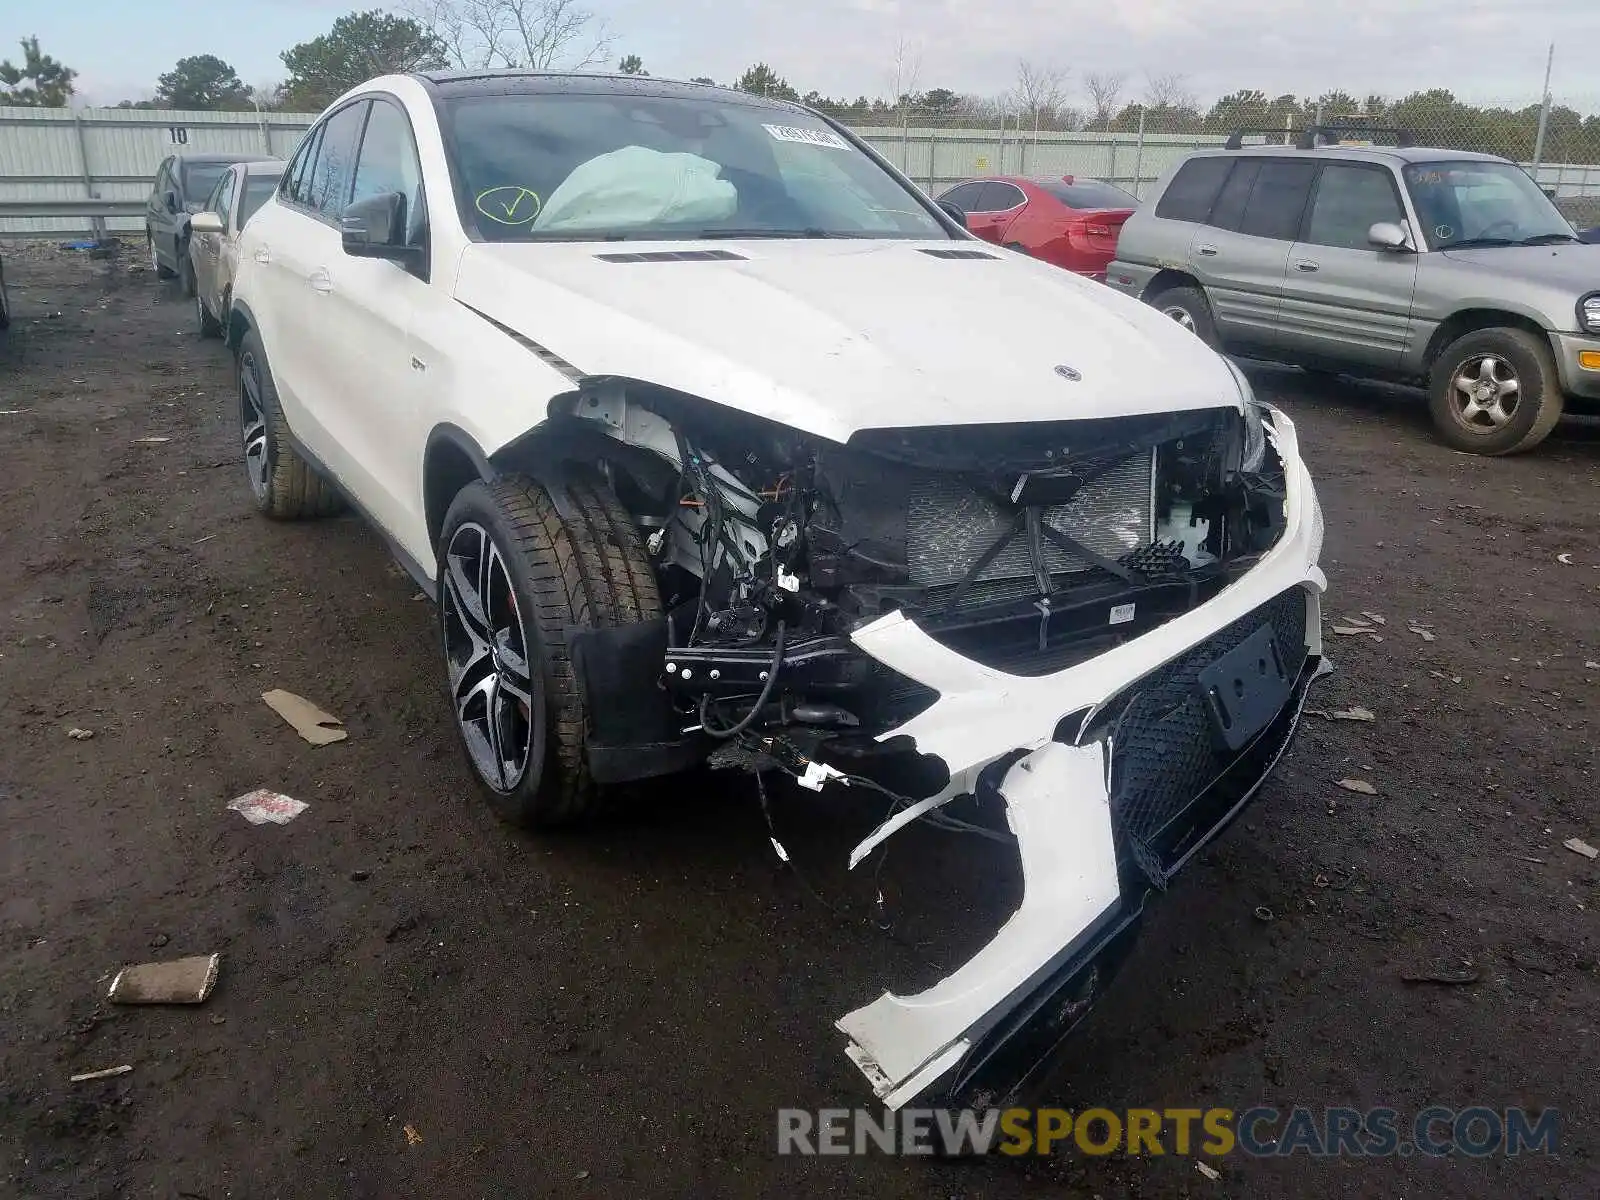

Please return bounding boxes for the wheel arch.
[424,423,497,554]
[225,296,259,350]
[1423,308,1551,371]
[1141,268,1202,303]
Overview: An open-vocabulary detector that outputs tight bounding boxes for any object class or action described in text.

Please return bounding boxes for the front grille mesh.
[1104,587,1309,887]
[905,452,1154,589]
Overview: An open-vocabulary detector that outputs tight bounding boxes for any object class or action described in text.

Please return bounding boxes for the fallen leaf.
[1564,838,1598,860]
[404,1124,423,1146]
[1337,778,1378,795]
[261,689,347,746]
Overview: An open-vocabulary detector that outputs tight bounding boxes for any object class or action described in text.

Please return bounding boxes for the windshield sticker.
[1434,224,1454,241]
[475,186,542,225]
[762,124,849,151]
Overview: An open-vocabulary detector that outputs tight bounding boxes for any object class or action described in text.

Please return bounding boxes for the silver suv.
[1106,131,1600,454]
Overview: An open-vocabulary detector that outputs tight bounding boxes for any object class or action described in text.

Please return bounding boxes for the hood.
[1441,242,1600,294]
[452,238,1241,444]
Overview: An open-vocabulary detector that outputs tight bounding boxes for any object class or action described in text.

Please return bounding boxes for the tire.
[148,233,177,281]
[1148,284,1219,348]
[195,289,222,339]
[437,469,662,828]
[236,328,345,519]
[0,257,10,330]
[1427,327,1564,455]
[179,245,196,299]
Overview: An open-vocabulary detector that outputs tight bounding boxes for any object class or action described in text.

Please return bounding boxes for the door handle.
[254,247,271,264]
[309,268,334,294]
[1195,243,1218,256]
[1293,259,1320,272]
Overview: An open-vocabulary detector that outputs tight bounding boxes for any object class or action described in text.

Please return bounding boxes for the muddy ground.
[1,244,1597,1199]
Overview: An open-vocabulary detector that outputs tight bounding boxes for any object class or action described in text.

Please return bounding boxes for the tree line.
[5,20,1600,165]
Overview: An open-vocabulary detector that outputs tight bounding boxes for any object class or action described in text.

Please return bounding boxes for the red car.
[936,175,1138,280]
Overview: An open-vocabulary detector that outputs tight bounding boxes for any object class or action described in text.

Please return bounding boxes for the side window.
[350,98,426,244]
[308,101,370,219]
[152,158,173,201]
[1237,160,1318,241]
[1154,157,1232,222]
[1304,164,1404,249]
[984,182,1027,211]
[285,124,324,207]
[939,182,985,211]
[213,170,237,221]
[1206,160,1261,232]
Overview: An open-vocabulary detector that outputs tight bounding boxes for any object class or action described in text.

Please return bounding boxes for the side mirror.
[189,211,224,236]
[341,191,421,264]
[1368,221,1410,251]
[937,199,968,229]
[164,189,180,214]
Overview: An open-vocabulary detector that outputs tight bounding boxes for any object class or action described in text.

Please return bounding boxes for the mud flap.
[836,739,1121,1109]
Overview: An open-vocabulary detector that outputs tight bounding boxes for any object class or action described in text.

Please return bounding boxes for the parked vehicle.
[1106,128,1600,454]
[0,249,10,330]
[145,152,274,289]
[937,175,1138,278]
[226,71,1327,1111]
[187,159,287,338]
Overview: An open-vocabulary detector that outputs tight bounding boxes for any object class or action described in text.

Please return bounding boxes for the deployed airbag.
[533,146,738,232]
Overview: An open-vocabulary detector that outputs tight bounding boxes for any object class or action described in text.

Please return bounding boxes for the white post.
[1532,42,1555,170]
[1132,107,1146,197]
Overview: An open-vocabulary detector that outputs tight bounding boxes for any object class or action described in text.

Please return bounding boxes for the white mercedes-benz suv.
[227,69,1328,1112]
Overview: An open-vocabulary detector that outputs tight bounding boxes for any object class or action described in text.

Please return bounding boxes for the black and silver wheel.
[1428,327,1563,455]
[196,290,222,339]
[148,233,176,280]
[236,328,344,518]
[437,471,662,827]
[1148,284,1218,348]
[179,246,196,298]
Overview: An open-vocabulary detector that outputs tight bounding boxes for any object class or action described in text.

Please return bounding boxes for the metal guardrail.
[0,198,146,219]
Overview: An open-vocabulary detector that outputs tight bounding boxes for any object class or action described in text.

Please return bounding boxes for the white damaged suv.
[226,70,1328,1111]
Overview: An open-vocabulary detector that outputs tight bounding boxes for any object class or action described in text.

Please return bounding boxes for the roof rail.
[1224,123,1417,151]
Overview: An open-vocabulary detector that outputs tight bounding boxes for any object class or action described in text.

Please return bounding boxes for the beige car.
[188,159,285,338]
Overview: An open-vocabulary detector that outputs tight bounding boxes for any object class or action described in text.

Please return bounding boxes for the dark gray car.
[146,153,274,290]
[1107,139,1600,454]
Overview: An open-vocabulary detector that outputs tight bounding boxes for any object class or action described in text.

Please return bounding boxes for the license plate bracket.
[1197,623,1291,751]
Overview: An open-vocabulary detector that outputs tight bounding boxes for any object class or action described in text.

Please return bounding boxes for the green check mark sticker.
[475,186,542,226]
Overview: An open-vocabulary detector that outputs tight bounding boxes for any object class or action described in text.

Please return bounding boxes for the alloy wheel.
[1163,304,1197,332]
[441,522,538,794]
[239,351,270,501]
[1450,354,1520,430]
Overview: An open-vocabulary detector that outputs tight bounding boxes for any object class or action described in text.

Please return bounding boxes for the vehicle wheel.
[195,291,222,339]
[179,246,196,298]
[438,469,662,828]
[236,329,345,518]
[0,257,10,330]
[148,233,176,280]
[1428,327,1564,455]
[1149,284,1219,348]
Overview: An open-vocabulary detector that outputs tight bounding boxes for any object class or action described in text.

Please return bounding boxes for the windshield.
[1035,178,1137,209]
[1403,161,1575,249]
[183,163,228,204]
[239,175,281,227]
[437,92,949,242]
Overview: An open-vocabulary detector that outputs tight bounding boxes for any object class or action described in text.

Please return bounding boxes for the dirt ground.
[2,244,1597,1200]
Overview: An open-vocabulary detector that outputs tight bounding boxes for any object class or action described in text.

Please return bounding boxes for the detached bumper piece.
[836,586,1324,1110]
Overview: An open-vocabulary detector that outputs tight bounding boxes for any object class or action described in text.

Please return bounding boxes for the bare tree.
[1084,70,1125,130]
[410,0,613,71]
[1012,60,1069,131]
[887,36,922,124]
[1145,70,1197,112]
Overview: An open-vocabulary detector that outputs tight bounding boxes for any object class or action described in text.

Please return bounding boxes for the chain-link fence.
[846,92,1600,210]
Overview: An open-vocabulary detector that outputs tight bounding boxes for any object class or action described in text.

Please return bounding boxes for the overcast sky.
[23,0,1596,110]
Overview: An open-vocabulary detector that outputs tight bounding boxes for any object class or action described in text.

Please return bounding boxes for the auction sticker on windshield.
[763,124,849,150]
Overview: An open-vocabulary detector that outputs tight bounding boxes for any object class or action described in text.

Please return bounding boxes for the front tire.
[196,290,222,339]
[236,329,345,519]
[179,245,197,299]
[1148,284,1219,348]
[148,233,177,280]
[1428,327,1563,455]
[438,470,662,828]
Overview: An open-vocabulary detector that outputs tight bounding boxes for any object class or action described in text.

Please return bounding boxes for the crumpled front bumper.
[833,408,1327,1108]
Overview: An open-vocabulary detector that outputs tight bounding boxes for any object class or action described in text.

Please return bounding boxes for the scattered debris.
[576,1170,591,1181]
[193,534,215,545]
[350,869,371,882]
[1253,906,1275,922]
[1564,838,1598,861]
[132,436,171,444]
[66,727,94,740]
[150,933,170,948]
[1401,965,1480,986]
[1510,949,1558,976]
[1196,1161,1222,1182]
[1361,612,1387,625]
[107,954,219,1004]
[227,789,308,825]
[1331,625,1371,636]
[1517,856,1546,865]
[1557,553,1574,565]
[70,1064,133,1083]
[1337,778,1378,795]
[1429,670,1463,684]
[404,1124,423,1146]
[1409,626,1437,642]
[1586,662,1600,671]
[1332,706,1375,722]
[0,408,35,416]
[261,689,347,746]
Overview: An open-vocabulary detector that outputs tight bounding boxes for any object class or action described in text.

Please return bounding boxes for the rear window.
[1154,157,1232,222]
[1036,178,1137,209]
[239,175,282,226]
[182,162,228,203]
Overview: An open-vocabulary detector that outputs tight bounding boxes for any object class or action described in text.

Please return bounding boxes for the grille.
[905,451,1154,590]
[1103,587,1309,887]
